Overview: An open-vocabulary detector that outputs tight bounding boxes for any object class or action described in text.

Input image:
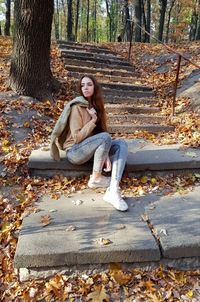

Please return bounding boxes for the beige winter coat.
[50,96,96,161]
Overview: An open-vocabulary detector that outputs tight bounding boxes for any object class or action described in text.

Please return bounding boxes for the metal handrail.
[127,18,200,115]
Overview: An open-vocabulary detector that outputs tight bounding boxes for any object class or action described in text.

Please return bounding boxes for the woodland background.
[0,0,200,44]
[0,1,200,301]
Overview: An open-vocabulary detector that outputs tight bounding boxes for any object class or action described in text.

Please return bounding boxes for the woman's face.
[81,77,94,100]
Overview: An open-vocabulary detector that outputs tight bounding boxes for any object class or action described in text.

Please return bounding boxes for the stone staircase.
[16,42,199,279]
[58,40,174,134]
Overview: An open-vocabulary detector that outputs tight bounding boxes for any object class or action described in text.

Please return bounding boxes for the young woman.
[54,75,128,211]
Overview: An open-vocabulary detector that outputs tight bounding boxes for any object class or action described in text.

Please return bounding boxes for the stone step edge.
[63,57,133,67]
[68,72,144,84]
[108,125,174,133]
[58,41,117,54]
[18,256,200,282]
[65,64,134,74]
[28,147,200,173]
[71,80,152,92]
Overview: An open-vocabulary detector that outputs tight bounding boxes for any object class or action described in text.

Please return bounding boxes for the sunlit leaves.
[0,36,200,302]
[87,285,109,301]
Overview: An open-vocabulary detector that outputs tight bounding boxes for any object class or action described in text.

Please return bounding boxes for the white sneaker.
[103,187,128,211]
[88,175,111,188]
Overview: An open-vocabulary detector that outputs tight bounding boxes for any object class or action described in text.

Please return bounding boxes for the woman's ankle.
[91,172,102,180]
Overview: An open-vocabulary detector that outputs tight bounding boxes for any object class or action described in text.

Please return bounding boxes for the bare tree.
[165,0,176,43]
[54,0,60,39]
[4,0,11,36]
[158,0,167,41]
[75,0,80,41]
[135,0,142,41]
[86,0,90,41]
[67,0,73,40]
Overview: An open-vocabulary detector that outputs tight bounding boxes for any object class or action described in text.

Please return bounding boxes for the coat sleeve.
[69,105,96,144]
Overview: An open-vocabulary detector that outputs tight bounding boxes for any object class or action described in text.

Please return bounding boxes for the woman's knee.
[114,139,128,151]
[98,132,112,145]
[122,140,128,152]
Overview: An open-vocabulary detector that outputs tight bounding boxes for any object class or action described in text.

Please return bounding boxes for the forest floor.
[0,36,200,301]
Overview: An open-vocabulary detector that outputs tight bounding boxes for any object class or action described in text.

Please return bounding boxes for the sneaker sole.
[88,182,110,189]
[103,196,128,211]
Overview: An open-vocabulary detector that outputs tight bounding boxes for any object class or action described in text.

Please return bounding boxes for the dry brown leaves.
[1,173,200,300]
[0,37,200,301]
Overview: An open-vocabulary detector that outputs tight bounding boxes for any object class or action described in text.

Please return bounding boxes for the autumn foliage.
[0,36,200,301]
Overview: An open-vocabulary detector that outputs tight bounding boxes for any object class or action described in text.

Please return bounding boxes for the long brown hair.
[78,75,107,133]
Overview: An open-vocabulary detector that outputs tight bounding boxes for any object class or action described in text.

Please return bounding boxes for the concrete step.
[67,71,144,84]
[102,82,152,92]
[28,140,200,178]
[65,64,135,77]
[104,96,158,105]
[61,51,132,66]
[105,104,160,114]
[15,183,200,279]
[107,114,167,124]
[58,40,117,55]
[63,57,134,71]
[108,124,174,133]
[61,49,122,61]
[103,87,155,98]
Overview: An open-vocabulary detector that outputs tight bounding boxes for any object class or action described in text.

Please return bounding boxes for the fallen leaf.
[186,290,193,297]
[160,229,168,236]
[110,270,132,286]
[140,176,148,184]
[96,237,112,246]
[66,225,76,231]
[71,199,83,206]
[141,213,149,222]
[87,285,109,302]
[40,215,52,227]
[116,224,126,230]
[1,222,12,233]
[23,121,30,128]
[185,151,198,158]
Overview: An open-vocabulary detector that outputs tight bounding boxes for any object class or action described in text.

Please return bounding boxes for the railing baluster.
[127,18,200,116]
[172,54,182,116]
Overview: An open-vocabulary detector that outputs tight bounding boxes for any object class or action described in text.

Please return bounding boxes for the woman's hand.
[86,108,97,123]
[104,157,112,172]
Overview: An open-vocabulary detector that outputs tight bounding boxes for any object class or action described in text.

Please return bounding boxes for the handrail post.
[172,54,182,116]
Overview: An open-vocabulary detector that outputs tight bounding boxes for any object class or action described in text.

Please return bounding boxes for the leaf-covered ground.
[0,36,200,301]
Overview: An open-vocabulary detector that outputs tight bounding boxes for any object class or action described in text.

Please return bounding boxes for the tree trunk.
[146,0,151,42]
[123,0,131,41]
[9,0,60,100]
[86,0,90,42]
[75,0,80,41]
[67,0,73,41]
[189,9,198,41]
[105,0,112,42]
[165,0,176,43]
[135,0,142,42]
[93,0,97,42]
[195,0,200,39]
[61,0,67,40]
[0,22,2,35]
[54,0,60,40]
[196,16,200,39]
[158,0,167,41]
[4,0,11,36]
[141,0,148,42]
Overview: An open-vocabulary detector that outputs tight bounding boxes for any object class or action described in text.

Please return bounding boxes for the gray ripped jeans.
[66,132,128,181]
